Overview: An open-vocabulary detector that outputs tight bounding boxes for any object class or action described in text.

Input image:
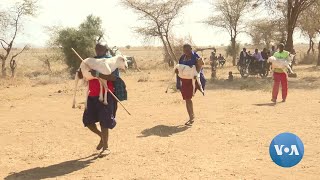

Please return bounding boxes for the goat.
[72,55,128,109]
[166,64,204,96]
[267,55,295,74]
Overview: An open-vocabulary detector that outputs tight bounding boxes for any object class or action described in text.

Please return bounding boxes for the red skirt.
[180,78,198,100]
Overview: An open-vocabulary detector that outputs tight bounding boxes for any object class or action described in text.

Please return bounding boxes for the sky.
[0,0,311,48]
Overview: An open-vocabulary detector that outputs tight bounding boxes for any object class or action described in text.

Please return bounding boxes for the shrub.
[52,15,104,74]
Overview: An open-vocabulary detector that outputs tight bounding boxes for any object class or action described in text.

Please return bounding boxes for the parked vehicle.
[238,56,270,78]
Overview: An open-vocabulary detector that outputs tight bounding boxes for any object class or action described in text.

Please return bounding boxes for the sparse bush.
[126,45,131,49]
[38,49,62,72]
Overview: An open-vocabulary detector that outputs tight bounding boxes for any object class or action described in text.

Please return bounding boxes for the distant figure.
[176,44,205,126]
[239,48,248,67]
[252,49,264,69]
[218,54,226,67]
[271,43,289,103]
[270,45,277,56]
[252,49,264,61]
[210,52,217,66]
[210,52,218,79]
[228,71,233,81]
[210,52,216,62]
[261,48,268,60]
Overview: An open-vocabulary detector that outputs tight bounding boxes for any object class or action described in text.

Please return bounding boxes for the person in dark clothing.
[239,48,248,67]
[77,42,119,156]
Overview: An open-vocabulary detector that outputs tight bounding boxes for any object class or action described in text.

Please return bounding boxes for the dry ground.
[0,47,320,180]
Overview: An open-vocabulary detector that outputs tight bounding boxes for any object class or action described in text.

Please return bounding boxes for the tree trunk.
[1,59,6,77]
[159,35,173,66]
[164,34,178,64]
[286,28,294,52]
[11,68,15,78]
[231,37,236,66]
[317,41,320,66]
[307,38,313,54]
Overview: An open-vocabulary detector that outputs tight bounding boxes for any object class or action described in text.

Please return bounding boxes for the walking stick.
[71,48,131,115]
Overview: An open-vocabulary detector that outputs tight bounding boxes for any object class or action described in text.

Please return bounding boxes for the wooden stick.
[71,48,131,115]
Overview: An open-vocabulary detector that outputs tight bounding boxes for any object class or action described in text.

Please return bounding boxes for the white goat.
[168,64,205,96]
[267,54,294,74]
[72,55,128,109]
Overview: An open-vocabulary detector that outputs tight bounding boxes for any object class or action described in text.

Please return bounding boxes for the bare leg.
[99,127,111,156]
[185,99,195,125]
[87,124,103,150]
[101,127,109,150]
[192,79,196,96]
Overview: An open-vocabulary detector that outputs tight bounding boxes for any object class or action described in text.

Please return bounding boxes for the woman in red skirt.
[176,44,205,126]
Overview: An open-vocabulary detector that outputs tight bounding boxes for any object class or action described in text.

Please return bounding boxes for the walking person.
[271,43,289,103]
[176,44,205,126]
[77,42,120,156]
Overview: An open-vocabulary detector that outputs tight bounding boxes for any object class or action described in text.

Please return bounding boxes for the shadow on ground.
[4,154,99,180]
[253,102,277,107]
[206,77,274,91]
[138,125,189,138]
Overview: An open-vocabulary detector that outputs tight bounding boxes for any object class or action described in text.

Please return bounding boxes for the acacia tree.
[249,19,287,48]
[298,3,320,54]
[121,0,191,66]
[0,0,37,77]
[249,20,276,48]
[256,0,318,52]
[206,0,250,66]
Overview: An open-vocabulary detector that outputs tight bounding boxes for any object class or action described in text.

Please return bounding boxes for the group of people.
[239,44,291,102]
[76,42,292,155]
[210,52,226,68]
[239,46,278,64]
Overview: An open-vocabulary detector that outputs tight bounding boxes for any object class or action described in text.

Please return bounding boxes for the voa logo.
[274,145,300,156]
[269,133,304,168]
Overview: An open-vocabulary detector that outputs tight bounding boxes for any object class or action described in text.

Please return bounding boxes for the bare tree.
[298,3,320,54]
[0,0,38,77]
[205,0,250,66]
[256,0,319,52]
[121,0,191,66]
[9,45,30,77]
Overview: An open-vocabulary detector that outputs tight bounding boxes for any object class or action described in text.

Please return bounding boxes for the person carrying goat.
[176,44,205,126]
[77,42,120,156]
[271,43,290,103]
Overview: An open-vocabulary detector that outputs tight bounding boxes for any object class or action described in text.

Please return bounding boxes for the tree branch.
[12,45,28,59]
